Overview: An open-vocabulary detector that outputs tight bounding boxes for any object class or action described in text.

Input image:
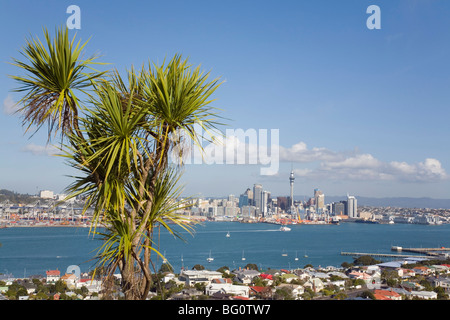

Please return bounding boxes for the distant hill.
[0,189,38,204]
[294,195,450,209]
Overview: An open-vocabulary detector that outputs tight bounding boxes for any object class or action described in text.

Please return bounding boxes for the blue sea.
[0,222,449,277]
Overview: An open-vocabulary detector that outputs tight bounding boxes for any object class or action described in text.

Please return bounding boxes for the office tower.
[253,184,263,214]
[228,194,235,206]
[238,194,249,208]
[289,170,295,212]
[332,202,345,216]
[277,197,288,211]
[316,194,325,212]
[314,189,324,212]
[262,190,270,216]
[244,188,253,206]
[347,195,357,218]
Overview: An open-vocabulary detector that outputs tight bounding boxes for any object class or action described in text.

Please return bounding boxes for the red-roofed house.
[373,293,391,300]
[374,289,402,300]
[250,286,272,299]
[259,274,274,285]
[413,266,431,275]
[61,273,78,288]
[46,270,60,283]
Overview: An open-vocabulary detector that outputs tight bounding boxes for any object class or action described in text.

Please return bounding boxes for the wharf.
[341,246,450,260]
[340,252,427,259]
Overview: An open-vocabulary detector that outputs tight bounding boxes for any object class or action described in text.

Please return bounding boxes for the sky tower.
[289,170,295,212]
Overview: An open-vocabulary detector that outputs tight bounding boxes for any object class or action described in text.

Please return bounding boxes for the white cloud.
[172,129,448,183]
[22,144,59,156]
[280,141,351,163]
[3,95,20,115]
[282,141,448,183]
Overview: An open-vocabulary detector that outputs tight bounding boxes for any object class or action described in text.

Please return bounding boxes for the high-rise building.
[244,188,253,206]
[332,202,346,216]
[253,184,263,214]
[277,196,288,211]
[314,189,324,212]
[238,194,249,208]
[347,195,358,218]
[262,190,270,216]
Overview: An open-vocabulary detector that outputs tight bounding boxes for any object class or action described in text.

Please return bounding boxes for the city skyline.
[1,1,450,199]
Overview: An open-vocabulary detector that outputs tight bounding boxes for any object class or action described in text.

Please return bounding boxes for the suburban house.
[46,270,61,283]
[249,286,272,299]
[432,277,450,293]
[179,270,223,286]
[274,283,304,299]
[374,289,402,300]
[205,282,250,298]
[303,278,324,293]
[233,269,260,284]
[412,266,431,276]
[397,268,416,278]
[410,290,438,300]
[280,273,300,283]
[61,273,78,289]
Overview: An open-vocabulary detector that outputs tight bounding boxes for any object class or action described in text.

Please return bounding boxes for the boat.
[281,249,288,257]
[295,251,299,261]
[241,250,246,261]
[279,226,291,232]
[226,231,230,238]
[207,250,214,263]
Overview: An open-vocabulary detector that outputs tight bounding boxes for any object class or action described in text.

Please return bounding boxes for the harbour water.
[0,222,449,277]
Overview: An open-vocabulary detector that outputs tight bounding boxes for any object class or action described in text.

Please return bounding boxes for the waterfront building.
[244,188,253,206]
[240,205,257,219]
[315,189,325,213]
[253,184,263,215]
[238,194,249,208]
[262,190,270,216]
[39,190,54,199]
[277,197,288,211]
[347,195,358,218]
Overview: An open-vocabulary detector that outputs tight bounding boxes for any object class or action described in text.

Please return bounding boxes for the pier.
[341,246,450,260]
[340,252,427,259]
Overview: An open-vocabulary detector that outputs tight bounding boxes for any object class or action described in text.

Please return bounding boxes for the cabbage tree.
[11,27,223,300]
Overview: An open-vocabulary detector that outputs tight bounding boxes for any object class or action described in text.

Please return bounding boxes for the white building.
[347,195,357,218]
[40,190,54,199]
[46,270,60,283]
[179,270,223,286]
[410,290,438,300]
[206,283,249,298]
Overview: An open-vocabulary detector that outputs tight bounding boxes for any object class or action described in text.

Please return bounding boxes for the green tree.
[244,263,259,271]
[11,26,223,300]
[192,264,206,271]
[159,263,174,273]
[353,255,380,266]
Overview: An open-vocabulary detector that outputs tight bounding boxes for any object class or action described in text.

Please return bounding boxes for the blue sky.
[1,0,450,200]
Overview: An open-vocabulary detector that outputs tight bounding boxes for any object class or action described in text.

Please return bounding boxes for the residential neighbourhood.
[1,256,449,300]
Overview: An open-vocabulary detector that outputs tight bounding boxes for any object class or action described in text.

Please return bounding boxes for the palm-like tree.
[10,27,105,141]
[11,27,223,300]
